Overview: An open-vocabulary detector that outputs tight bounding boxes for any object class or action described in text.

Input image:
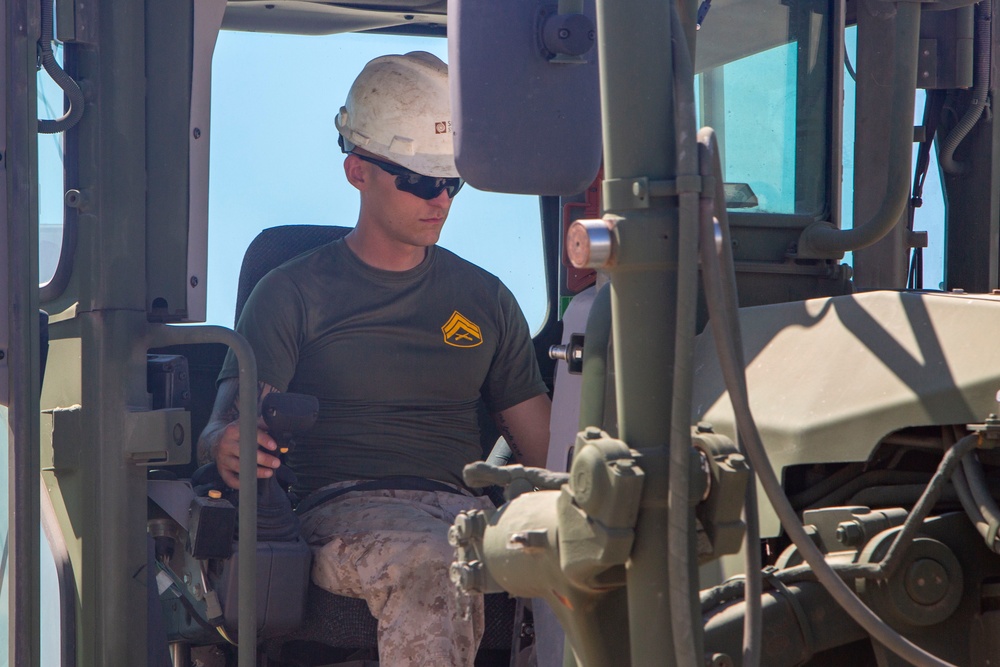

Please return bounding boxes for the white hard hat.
[336,51,458,178]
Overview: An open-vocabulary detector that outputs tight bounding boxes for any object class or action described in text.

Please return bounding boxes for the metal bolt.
[835,521,863,547]
[450,510,486,546]
[508,530,548,548]
[65,189,84,209]
[707,654,734,667]
[584,426,602,440]
[632,179,648,200]
[450,560,486,592]
[558,28,570,39]
[698,450,712,501]
[192,127,201,139]
[566,218,617,269]
[190,275,199,288]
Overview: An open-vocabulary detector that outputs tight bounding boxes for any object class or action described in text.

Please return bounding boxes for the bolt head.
[835,521,863,547]
[905,558,949,606]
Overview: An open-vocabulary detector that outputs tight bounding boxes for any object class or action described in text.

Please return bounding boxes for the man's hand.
[211,421,281,489]
[198,376,283,489]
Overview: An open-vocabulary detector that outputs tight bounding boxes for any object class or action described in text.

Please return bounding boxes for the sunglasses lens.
[394,175,464,200]
[353,152,462,200]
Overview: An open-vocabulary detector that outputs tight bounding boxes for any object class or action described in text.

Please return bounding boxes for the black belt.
[295,476,467,515]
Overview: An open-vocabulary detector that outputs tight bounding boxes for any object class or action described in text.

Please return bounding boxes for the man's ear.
[344,154,368,191]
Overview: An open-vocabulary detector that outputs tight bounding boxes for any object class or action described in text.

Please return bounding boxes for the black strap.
[295,476,467,515]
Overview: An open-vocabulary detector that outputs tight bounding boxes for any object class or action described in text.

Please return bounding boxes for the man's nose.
[428,189,453,206]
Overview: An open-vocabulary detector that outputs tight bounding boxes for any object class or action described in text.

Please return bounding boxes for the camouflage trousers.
[299,482,496,667]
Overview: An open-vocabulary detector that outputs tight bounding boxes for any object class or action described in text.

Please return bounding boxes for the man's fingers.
[215,423,280,486]
[256,448,281,470]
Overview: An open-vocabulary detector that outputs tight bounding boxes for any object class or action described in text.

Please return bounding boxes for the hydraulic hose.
[697,128,762,667]
[939,0,992,174]
[951,465,995,548]
[958,450,1000,552]
[739,444,761,667]
[38,0,85,134]
[796,3,921,258]
[698,145,959,667]
[873,435,976,578]
[667,6,703,666]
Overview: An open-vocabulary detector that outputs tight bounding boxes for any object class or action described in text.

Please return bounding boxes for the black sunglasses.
[352,152,465,201]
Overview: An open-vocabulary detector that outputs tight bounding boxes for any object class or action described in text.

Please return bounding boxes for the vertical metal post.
[6,0,42,663]
[594,0,690,665]
[56,0,153,663]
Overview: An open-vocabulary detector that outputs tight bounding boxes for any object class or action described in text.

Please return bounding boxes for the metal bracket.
[603,174,709,210]
[124,408,192,465]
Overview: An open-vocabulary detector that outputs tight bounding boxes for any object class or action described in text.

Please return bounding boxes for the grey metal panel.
[222,1,444,35]
[185,0,227,323]
[693,290,1000,537]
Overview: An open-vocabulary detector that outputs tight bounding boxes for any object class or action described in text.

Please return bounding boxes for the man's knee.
[369,529,454,585]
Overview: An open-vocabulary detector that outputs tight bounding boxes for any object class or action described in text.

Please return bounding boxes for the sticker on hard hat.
[434,121,450,135]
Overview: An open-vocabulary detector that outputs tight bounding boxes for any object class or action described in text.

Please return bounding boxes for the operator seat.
[233,224,516,664]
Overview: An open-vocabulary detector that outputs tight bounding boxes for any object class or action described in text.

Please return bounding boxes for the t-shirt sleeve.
[481,282,549,413]
[217,267,306,392]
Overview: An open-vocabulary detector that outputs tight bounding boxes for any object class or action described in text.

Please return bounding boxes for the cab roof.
[222,0,447,36]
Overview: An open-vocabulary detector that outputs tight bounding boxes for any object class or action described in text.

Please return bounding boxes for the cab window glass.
[38,46,65,285]
[695,0,832,217]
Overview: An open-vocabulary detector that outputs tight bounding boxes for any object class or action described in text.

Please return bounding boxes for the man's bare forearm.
[197,378,278,463]
[494,394,551,469]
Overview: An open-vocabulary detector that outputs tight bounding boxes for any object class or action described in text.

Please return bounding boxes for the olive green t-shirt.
[219,238,547,495]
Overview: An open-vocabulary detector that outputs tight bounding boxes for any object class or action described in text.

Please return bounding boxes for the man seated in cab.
[199,51,551,667]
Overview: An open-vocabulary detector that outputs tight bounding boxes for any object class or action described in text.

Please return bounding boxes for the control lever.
[255,392,318,541]
[261,392,320,456]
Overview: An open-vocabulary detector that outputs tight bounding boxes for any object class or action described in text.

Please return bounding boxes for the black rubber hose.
[959,451,1000,553]
[37,0,84,134]
[697,128,762,667]
[939,0,991,173]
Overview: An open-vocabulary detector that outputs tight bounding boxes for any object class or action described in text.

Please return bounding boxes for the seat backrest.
[234,224,352,325]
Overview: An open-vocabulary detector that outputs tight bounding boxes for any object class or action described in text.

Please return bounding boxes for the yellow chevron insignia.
[441,311,483,348]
